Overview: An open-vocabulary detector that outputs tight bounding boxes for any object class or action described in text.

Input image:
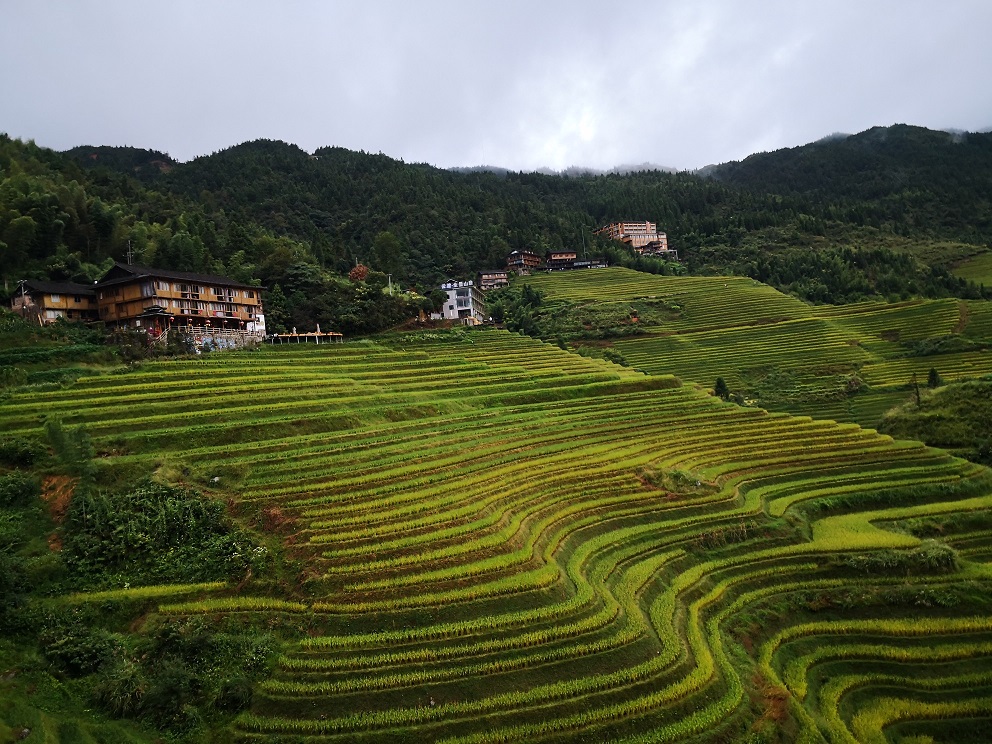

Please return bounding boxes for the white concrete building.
[440,281,487,325]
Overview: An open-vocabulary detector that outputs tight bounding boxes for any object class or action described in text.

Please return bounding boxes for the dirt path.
[41,475,77,522]
[954,300,970,334]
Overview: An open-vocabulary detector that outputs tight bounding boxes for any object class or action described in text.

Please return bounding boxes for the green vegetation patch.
[878,379,992,465]
[61,481,269,589]
[953,249,992,286]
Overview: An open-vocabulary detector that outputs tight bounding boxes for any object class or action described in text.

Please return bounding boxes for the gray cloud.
[3,0,990,171]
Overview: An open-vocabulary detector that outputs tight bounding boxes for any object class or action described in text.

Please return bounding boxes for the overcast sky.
[3,1,991,172]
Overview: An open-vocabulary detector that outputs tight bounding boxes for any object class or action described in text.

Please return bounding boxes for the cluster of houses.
[437,220,676,325]
[13,220,674,332]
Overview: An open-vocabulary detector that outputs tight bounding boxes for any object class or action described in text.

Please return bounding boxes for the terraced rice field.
[5,330,992,741]
[964,300,992,340]
[952,250,992,285]
[524,269,992,426]
[524,269,813,331]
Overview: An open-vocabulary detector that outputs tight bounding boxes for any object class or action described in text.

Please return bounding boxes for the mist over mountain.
[452,162,677,178]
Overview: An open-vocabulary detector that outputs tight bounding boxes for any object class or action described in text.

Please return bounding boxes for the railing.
[268,331,344,344]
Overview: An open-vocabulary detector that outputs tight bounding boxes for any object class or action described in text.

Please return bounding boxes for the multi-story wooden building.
[506,250,542,274]
[93,263,265,334]
[547,250,578,270]
[11,280,99,324]
[477,270,510,291]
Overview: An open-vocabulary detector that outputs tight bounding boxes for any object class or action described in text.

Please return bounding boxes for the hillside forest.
[2,124,992,336]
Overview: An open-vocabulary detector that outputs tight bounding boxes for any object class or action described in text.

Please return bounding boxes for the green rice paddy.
[4,320,992,741]
[523,268,992,427]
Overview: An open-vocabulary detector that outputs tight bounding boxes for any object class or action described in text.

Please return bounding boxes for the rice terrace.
[4,267,992,743]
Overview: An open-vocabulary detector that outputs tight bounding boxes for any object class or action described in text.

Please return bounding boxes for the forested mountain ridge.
[705,124,992,244]
[2,124,991,332]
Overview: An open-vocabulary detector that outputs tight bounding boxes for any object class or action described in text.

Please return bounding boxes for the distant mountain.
[704,124,992,201]
[703,124,992,242]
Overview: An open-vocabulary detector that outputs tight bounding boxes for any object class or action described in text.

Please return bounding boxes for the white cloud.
[1,0,990,169]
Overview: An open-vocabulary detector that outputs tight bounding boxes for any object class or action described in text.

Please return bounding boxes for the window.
[50,294,61,303]
[74,295,82,303]
[140,282,154,298]
[156,281,170,291]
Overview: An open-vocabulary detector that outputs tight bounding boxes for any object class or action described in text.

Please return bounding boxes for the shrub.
[93,658,146,717]
[602,348,629,366]
[61,481,268,586]
[715,377,730,400]
[0,472,40,508]
[0,365,28,388]
[41,623,123,676]
[139,657,200,729]
[214,676,254,712]
[0,552,28,632]
[44,418,96,482]
[0,437,45,467]
[842,540,959,575]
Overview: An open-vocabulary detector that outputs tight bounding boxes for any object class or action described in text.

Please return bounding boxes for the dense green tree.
[3,126,992,332]
[258,283,287,333]
[370,230,403,277]
[715,377,730,400]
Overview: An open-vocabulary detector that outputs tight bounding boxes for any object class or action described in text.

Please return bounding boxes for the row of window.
[170,282,255,299]
[47,294,94,304]
[99,286,257,301]
[45,309,98,320]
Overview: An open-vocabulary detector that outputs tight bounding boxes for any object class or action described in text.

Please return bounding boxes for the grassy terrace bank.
[520,267,992,427]
[3,327,992,741]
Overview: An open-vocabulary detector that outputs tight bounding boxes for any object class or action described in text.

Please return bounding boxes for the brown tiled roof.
[97,263,260,290]
[22,280,97,296]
